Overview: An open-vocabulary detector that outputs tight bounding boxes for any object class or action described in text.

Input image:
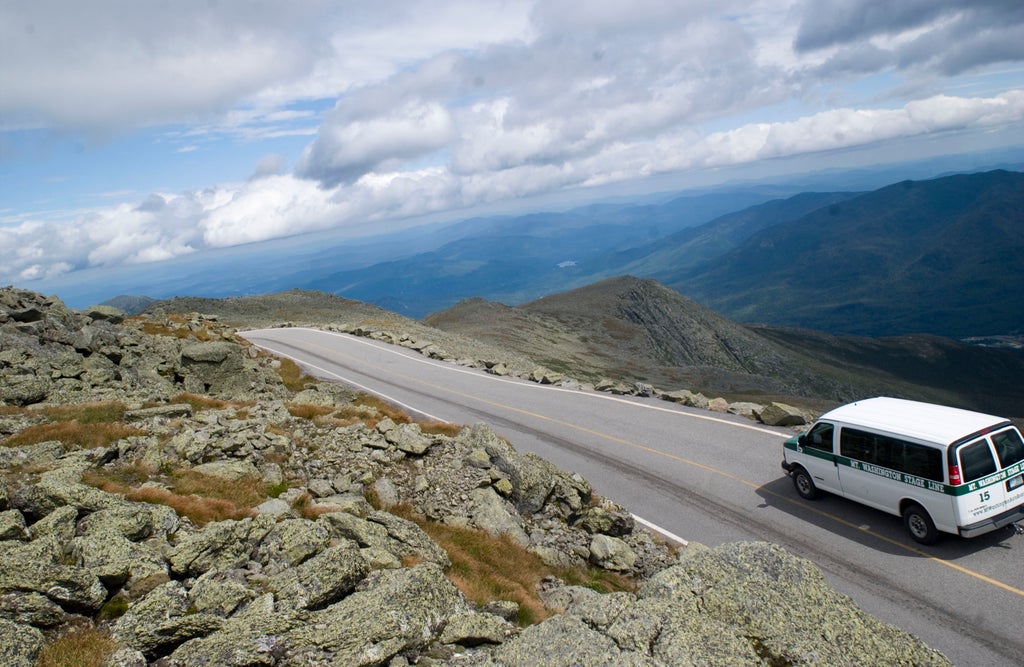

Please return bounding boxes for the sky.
[2,0,1024,292]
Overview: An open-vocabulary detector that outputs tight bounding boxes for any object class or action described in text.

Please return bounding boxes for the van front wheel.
[792,467,820,500]
[903,504,939,545]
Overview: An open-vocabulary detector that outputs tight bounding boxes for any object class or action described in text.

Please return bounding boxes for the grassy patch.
[285,403,336,420]
[129,314,219,341]
[38,401,128,423]
[417,420,464,437]
[386,503,636,626]
[36,625,115,667]
[276,356,317,392]
[82,464,268,526]
[102,483,252,526]
[1,421,143,449]
[167,393,253,413]
[1,401,143,449]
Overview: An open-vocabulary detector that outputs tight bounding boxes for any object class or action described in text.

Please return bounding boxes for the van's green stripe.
[784,437,1023,496]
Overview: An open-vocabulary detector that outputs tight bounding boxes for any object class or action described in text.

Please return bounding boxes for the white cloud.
[297,99,456,185]
[0,0,533,136]
[2,1,1024,289]
[4,90,1021,287]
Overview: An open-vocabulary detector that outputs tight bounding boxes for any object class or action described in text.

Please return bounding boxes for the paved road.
[241,327,1024,666]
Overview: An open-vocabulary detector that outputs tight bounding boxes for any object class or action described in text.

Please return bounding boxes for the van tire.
[903,503,939,545]
[792,467,821,500]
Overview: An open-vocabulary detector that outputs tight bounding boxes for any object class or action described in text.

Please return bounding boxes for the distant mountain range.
[94,165,1024,342]
[129,279,1024,419]
[424,275,1024,418]
[309,169,1023,339]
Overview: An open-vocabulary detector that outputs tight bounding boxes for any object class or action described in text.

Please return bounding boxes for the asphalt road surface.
[241,327,1024,666]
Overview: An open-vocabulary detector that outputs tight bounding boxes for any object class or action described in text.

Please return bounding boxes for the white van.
[781,397,1024,544]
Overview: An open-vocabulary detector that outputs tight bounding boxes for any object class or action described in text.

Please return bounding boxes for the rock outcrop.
[0,287,948,665]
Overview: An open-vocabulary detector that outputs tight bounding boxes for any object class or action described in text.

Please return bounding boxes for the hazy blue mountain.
[305,190,775,316]
[673,169,1024,338]
[558,191,861,285]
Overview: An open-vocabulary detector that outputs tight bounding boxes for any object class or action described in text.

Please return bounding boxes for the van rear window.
[959,439,997,483]
[992,429,1024,468]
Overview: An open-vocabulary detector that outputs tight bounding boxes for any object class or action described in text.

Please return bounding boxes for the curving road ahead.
[241,327,1024,666]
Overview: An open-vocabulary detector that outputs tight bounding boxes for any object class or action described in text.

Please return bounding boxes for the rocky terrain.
[0,287,951,666]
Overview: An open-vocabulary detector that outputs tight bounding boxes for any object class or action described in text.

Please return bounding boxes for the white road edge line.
[631,514,689,547]
[247,327,791,438]
[245,332,693,550]
[251,341,449,423]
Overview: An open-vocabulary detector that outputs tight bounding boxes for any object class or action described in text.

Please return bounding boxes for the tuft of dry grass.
[285,403,337,420]
[1,401,142,450]
[353,393,408,426]
[129,314,218,341]
[385,503,635,626]
[38,401,128,424]
[36,625,115,667]
[169,468,267,508]
[292,492,343,519]
[276,356,317,392]
[167,393,254,413]
[1,421,143,450]
[83,464,267,526]
[417,420,465,437]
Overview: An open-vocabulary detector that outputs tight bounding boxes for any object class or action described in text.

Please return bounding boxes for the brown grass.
[292,492,344,519]
[1,421,143,449]
[285,403,337,420]
[417,420,465,437]
[36,625,115,667]
[129,314,218,341]
[38,401,128,423]
[169,469,267,507]
[167,392,254,413]
[385,503,636,626]
[353,393,408,425]
[276,356,317,392]
[82,464,266,526]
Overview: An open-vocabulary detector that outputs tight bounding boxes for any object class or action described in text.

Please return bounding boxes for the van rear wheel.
[792,467,820,500]
[903,503,939,545]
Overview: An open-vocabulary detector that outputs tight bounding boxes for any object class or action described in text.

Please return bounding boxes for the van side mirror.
[798,434,807,447]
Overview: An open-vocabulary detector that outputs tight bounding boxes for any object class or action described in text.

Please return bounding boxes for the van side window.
[959,439,997,483]
[991,429,1024,468]
[840,428,874,463]
[840,428,942,481]
[804,422,834,452]
[900,441,944,482]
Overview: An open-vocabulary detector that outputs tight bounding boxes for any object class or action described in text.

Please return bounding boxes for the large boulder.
[0,618,43,667]
[166,593,299,666]
[169,516,276,578]
[269,540,369,610]
[485,613,655,666]
[283,563,467,666]
[0,544,108,614]
[112,580,223,658]
[459,424,591,517]
[759,402,807,427]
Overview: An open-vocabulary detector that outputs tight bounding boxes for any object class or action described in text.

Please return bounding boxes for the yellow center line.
[252,332,1024,599]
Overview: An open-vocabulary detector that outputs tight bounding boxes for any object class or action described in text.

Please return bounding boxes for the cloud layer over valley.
[2,0,1023,286]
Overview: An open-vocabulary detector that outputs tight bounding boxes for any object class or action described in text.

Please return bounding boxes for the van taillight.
[949,464,962,485]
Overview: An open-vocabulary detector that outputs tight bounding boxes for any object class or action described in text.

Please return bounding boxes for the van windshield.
[992,428,1024,468]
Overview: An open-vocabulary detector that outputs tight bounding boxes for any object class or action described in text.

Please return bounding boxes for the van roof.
[820,397,1009,445]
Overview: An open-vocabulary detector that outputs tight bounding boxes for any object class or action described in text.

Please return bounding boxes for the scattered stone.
[759,401,807,427]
